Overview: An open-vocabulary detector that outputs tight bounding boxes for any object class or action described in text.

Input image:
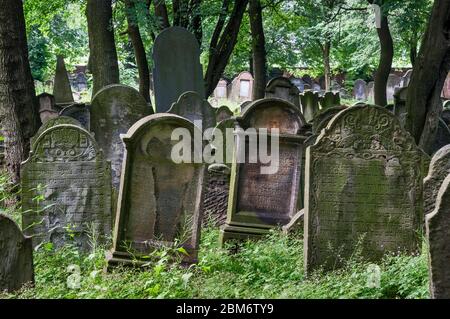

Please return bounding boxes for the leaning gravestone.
[108,114,206,266]
[59,103,91,131]
[153,26,205,112]
[426,174,450,299]
[424,145,450,219]
[0,215,34,293]
[21,124,112,252]
[168,91,216,132]
[265,76,300,108]
[215,105,233,123]
[220,98,307,245]
[353,79,367,100]
[305,104,424,274]
[53,55,74,105]
[30,116,82,146]
[91,84,151,188]
[319,92,340,110]
[300,90,319,122]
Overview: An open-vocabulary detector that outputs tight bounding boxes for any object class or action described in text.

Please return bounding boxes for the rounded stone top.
[265,76,299,93]
[153,26,200,52]
[91,84,147,106]
[0,214,25,239]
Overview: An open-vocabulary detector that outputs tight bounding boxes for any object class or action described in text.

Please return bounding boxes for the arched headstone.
[300,90,319,122]
[59,103,91,130]
[312,105,347,134]
[215,105,233,123]
[353,79,367,101]
[265,76,300,108]
[30,116,82,146]
[229,71,254,103]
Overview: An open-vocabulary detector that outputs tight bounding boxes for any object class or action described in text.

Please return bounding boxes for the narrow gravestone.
[426,174,450,299]
[387,74,402,103]
[153,26,205,112]
[240,100,252,113]
[394,87,408,127]
[213,79,228,99]
[30,116,82,147]
[59,103,91,131]
[300,90,319,122]
[353,79,367,101]
[108,114,206,266]
[21,124,112,252]
[215,105,233,123]
[91,84,151,188]
[203,164,231,226]
[291,77,305,92]
[265,76,300,108]
[220,99,307,245]
[402,69,413,87]
[319,92,340,110]
[168,91,216,131]
[37,92,58,123]
[305,104,424,274]
[312,105,347,134]
[424,145,450,219]
[53,55,74,105]
[229,71,254,104]
[367,82,375,103]
[430,119,450,156]
[0,214,34,293]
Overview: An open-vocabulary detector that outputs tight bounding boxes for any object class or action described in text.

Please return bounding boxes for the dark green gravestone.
[0,214,34,293]
[21,124,112,252]
[108,114,206,267]
[91,84,151,189]
[319,92,341,110]
[220,98,307,245]
[30,116,83,147]
[305,104,424,274]
[265,76,301,108]
[153,27,205,112]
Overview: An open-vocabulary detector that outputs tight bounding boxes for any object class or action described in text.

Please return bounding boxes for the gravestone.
[215,105,233,123]
[402,69,413,87]
[37,92,58,123]
[203,164,231,226]
[240,100,252,113]
[426,174,450,298]
[442,72,450,99]
[168,91,216,131]
[430,119,450,155]
[312,105,347,134]
[387,74,402,103]
[0,214,34,293]
[213,79,229,99]
[265,76,300,108]
[424,145,450,220]
[302,74,313,87]
[300,91,320,122]
[53,56,74,105]
[21,124,112,252]
[108,114,206,266]
[59,103,91,131]
[394,87,408,127]
[220,99,307,245]
[291,77,305,92]
[319,92,340,110]
[91,84,151,188]
[305,104,424,273]
[353,79,367,100]
[30,116,82,146]
[367,82,375,103]
[229,71,254,103]
[153,26,205,112]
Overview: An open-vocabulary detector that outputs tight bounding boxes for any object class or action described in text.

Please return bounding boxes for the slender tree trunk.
[249,0,266,100]
[154,0,170,31]
[204,0,249,98]
[125,0,153,106]
[409,35,418,67]
[323,41,331,91]
[189,0,203,46]
[173,0,190,28]
[405,0,450,152]
[86,0,120,95]
[374,13,393,106]
[0,0,41,183]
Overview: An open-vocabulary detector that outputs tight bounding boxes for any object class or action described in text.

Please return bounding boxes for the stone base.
[219,224,272,247]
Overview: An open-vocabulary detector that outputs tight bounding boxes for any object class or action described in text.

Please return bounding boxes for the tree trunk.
[125,0,153,106]
[0,0,41,183]
[204,0,249,98]
[374,14,393,106]
[154,0,170,31]
[405,0,450,151]
[86,0,120,95]
[173,0,190,28]
[249,0,267,100]
[409,35,418,67]
[188,0,203,46]
[323,41,331,91]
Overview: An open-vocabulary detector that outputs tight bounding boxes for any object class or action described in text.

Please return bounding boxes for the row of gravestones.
[353,73,408,103]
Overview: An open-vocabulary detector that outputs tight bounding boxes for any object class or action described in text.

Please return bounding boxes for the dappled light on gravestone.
[264,76,301,108]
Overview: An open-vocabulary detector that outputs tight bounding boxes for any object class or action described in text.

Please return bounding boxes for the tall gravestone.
[153,26,205,112]
[38,93,58,123]
[265,76,300,108]
[387,74,402,103]
[0,215,34,293]
[353,79,367,101]
[168,91,216,131]
[424,145,450,219]
[59,103,91,131]
[108,114,206,266]
[394,87,408,127]
[305,104,424,273]
[426,174,450,298]
[215,105,233,123]
[319,92,340,110]
[91,84,151,188]
[220,99,307,244]
[229,71,254,104]
[21,124,112,252]
[312,105,347,134]
[367,82,375,103]
[53,56,74,105]
[300,91,319,122]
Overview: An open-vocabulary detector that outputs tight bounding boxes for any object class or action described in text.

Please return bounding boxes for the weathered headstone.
[108,114,206,266]
[21,124,112,252]
[30,116,83,146]
[0,214,34,293]
[240,100,252,113]
[265,76,300,108]
[442,72,450,99]
[402,69,413,87]
[312,105,347,134]
[213,79,229,99]
[37,92,58,123]
[215,105,233,123]
[220,99,307,244]
[305,104,424,273]
[394,87,408,127]
[387,74,402,103]
[430,119,450,156]
[229,71,254,103]
[153,26,205,112]
[59,103,91,131]
[426,174,450,298]
[53,56,74,105]
[291,77,305,92]
[91,84,151,188]
[353,79,367,101]
[168,91,216,131]
[319,92,340,110]
[203,164,231,226]
[300,90,320,122]
[367,81,375,103]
